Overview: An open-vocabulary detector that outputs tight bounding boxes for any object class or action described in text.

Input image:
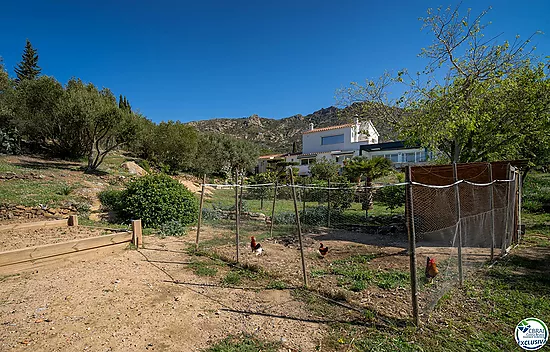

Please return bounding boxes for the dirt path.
[0,235,330,351]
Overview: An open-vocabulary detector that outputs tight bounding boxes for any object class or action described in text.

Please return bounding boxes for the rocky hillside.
[188,105,398,154]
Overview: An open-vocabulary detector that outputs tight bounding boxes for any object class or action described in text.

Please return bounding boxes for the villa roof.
[302,124,354,134]
[359,141,419,152]
[258,153,286,160]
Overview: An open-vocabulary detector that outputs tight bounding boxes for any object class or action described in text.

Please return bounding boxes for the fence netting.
[196,162,520,322]
[198,180,407,287]
[410,164,519,317]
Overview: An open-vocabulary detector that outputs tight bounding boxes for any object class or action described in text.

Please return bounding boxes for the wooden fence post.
[195,174,207,251]
[289,167,308,288]
[234,169,240,263]
[132,219,142,248]
[502,164,513,255]
[327,179,331,227]
[269,181,278,238]
[68,215,78,227]
[488,163,496,261]
[405,166,419,326]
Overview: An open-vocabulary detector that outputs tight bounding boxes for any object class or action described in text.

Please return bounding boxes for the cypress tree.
[14,39,42,82]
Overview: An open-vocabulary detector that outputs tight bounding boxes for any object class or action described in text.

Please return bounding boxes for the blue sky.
[1,1,549,123]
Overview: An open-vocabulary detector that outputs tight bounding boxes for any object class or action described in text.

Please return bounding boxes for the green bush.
[301,206,343,225]
[117,174,199,228]
[523,172,550,213]
[98,189,124,212]
[273,211,296,225]
[202,208,223,221]
[160,220,188,237]
[374,184,406,213]
[137,159,151,173]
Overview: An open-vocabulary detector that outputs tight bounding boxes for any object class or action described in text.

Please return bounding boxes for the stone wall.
[0,204,77,220]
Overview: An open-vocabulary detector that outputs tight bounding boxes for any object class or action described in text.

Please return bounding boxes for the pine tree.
[118,95,132,112]
[14,39,41,82]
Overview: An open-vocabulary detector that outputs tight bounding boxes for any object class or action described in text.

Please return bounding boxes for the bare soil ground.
[0,226,119,251]
[0,224,336,351]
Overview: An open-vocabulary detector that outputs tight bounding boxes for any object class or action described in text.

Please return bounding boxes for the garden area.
[0,154,549,351]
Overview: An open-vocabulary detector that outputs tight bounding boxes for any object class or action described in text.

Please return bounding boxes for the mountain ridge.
[187,105,397,154]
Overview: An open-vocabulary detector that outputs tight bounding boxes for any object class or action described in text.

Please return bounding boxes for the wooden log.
[0,219,68,233]
[132,219,143,248]
[0,232,132,267]
[0,242,129,276]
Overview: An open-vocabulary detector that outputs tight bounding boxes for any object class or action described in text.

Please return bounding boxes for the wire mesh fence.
[409,162,520,321]
[194,161,522,324]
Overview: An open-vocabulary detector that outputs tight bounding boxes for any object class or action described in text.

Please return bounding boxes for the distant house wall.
[302,127,353,154]
[302,120,379,155]
[367,148,428,165]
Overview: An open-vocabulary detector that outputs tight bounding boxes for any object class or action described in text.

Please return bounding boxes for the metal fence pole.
[488,164,496,261]
[289,168,308,288]
[405,166,419,326]
[452,163,464,286]
[195,174,207,251]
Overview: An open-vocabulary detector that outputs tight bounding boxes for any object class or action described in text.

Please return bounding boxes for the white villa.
[256,118,429,176]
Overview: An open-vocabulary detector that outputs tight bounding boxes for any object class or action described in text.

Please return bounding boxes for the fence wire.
[196,166,520,322]
[411,169,519,318]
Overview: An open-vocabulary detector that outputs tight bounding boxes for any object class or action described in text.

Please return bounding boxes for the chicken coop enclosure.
[194,161,522,324]
[407,161,522,323]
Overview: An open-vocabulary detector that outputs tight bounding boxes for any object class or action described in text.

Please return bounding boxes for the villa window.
[321,134,344,145]
[406,153,415,162]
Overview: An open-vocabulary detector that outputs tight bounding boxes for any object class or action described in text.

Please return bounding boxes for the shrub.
[202,208,223,221]
[374,184,406,213]
[300,206,342,225]
[137,159,152,173]
[160,220,188,237]
[98,189,124,212]
[273,211,296,225]
[117,174,199,228]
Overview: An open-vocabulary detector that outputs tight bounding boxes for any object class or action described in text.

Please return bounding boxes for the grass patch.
[189,261,218,277]
[0,160,22,173]
[266,280,287,290]
[204,334,280,352]
[375,270,410,290]
[221,264,269,286]
[314,254,409,292]
[523,172,550,213]
[0,179,87,207]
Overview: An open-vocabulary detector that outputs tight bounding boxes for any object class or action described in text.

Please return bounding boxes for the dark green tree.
[118,95,131,112]
[309,157,340,181]
[343,156,393,218]
[14,39,42,82]
[148,121,198,173]
[337,5,542,164]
